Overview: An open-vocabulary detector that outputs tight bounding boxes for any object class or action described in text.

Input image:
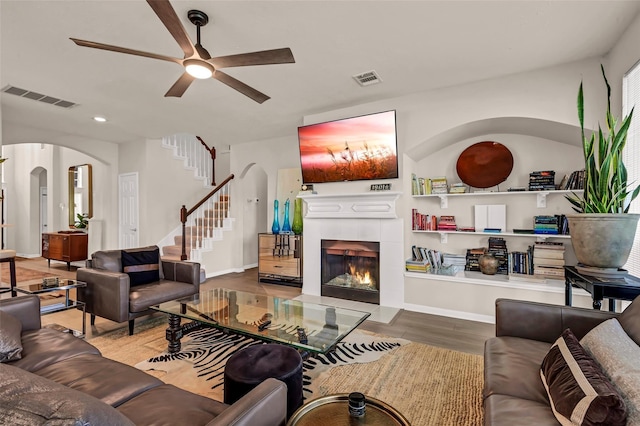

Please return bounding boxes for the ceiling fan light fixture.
[184,60,213,79]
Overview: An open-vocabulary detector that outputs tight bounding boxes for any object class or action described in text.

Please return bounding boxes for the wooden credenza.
[258,233,302,286]
[42,232,88,270]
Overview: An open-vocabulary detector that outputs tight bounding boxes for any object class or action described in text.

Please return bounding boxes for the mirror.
[68,164,93,228]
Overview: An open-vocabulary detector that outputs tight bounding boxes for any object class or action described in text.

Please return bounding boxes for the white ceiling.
[2,0,640,148]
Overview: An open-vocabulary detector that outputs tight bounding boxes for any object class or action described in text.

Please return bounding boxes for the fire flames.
[348,264,374,288]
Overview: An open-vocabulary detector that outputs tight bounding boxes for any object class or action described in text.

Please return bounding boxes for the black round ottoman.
[224,343,303,418]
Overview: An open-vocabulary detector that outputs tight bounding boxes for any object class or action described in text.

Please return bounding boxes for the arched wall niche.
[406,117,582,162]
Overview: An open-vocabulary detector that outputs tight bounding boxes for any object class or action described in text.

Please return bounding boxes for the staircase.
[158,134,234,266]
[161,191,233,262]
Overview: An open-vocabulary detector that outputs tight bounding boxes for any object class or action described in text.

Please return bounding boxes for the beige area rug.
[0,264,58,284]
[89,318,484,426]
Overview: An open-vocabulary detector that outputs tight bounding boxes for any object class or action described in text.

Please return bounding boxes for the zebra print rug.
[134,326,409,402]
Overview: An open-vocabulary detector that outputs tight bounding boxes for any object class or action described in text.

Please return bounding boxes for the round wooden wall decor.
[456,141,514,188]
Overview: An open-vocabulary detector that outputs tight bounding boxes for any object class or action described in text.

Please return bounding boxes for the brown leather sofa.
[77,245,200,335]
[0,295,287,425]
[483,296,640,425]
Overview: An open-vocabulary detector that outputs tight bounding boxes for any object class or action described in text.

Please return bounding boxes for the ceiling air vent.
[353,70,382,87]
[1,85,78,108]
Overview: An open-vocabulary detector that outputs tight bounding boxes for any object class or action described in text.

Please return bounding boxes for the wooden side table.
[564,266,640,312]
[287,394,410,426]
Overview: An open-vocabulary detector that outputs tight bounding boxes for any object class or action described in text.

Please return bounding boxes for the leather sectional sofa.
[483,296,640,425]
[0,295,287,425]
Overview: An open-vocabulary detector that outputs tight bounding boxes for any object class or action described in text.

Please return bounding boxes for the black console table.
[564,266,640,312]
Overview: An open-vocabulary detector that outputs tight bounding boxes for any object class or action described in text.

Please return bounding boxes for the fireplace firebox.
[321,239,380,304]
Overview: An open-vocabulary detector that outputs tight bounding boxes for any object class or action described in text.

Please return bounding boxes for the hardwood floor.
[3,258,495,355]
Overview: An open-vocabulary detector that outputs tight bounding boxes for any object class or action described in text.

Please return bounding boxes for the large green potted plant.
[566,65,640,269]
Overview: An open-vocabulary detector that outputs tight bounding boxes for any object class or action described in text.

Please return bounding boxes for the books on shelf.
[533,241,565,278]
[449,182,467,194]
[437,215,457,231]
[465,247,486,272]
[411,174,451,195]
[563,169,585,190]
[528,170,556,191]
[405,258,431,273]
[508,245,534,275]
[408,245,447,271]
[431,177,448,194]
[533,215,569,235]
[412,208,437,231]
[458,226,476,232]
[488,237,509,275]
[442,253,466,267]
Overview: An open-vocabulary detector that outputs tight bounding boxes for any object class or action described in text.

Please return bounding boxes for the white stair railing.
[180,175,234,261]
[162,133,214,187]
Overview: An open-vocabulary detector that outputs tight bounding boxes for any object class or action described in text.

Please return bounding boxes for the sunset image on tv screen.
[298,110,398,183]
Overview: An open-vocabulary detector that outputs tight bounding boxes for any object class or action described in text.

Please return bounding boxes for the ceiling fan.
[70,0,295,103]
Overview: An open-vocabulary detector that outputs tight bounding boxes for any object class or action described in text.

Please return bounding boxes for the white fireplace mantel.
[299,191,404,309]
[298,191,401,219]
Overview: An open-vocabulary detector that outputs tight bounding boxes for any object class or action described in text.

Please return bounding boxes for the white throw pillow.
[581,318,640,426]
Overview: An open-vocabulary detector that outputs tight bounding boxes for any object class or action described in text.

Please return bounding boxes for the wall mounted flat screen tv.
[298,110,398,184]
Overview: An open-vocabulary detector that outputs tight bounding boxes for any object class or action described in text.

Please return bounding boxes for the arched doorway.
[240,163,268,266]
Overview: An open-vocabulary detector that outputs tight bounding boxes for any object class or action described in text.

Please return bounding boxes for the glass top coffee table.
[14,278,86,337]
[151,288,370,354]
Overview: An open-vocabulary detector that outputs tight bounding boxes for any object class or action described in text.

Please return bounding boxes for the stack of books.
[533,242,566,278]
[465,247,486,272]
[405,258,430,273]
[437,215,457,231]
[449,182,466,194]
[431,177,448,194]
[488,237,509,275]
[528,170,556,191]
[534,215,560,235]
[442,253,466,267]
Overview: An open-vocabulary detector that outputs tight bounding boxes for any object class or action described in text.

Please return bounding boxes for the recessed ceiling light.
[93,116,107,122]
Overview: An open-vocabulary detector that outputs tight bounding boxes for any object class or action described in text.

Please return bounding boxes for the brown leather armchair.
[77,245,200,335]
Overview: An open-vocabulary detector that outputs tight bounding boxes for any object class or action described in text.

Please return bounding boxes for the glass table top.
[152,288,371,354]
[15,278,86,294]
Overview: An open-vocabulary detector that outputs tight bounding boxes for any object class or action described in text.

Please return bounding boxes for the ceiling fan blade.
[213,71,270,104]
[70,38,181,64]
[146,0,195,58]
[195,44,212,61]
[210,48,295,69]
[165,72,195,97]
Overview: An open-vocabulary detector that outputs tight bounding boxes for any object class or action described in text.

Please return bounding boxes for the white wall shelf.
[413,189,583,208]
[413,229,571,243]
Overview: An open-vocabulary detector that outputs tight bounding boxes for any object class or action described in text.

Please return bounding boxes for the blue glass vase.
[271,200,280,234]
[282,198,292,233]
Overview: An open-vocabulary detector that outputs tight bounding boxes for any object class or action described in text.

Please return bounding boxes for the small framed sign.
[370,183,391,191]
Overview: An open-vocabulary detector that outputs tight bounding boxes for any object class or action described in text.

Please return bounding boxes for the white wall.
[242,165,268,266]
[117,138,228,248]
[606,12,640,118]
[1,144,116,255]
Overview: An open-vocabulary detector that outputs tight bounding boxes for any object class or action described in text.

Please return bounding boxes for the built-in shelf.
[413,189,583,208]
[413,229,571,243]
[404,269,590,295]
